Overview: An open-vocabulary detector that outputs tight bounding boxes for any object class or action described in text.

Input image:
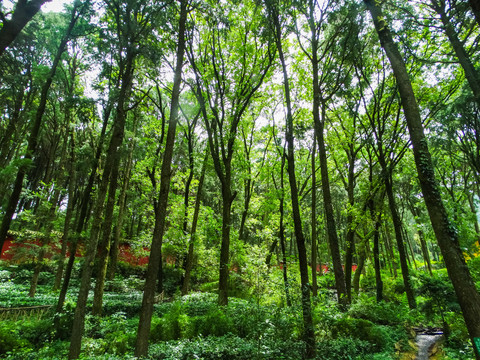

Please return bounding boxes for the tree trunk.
[267,2,315,356]
[383,172,416,309]
[108,138,135,281]
[311,135,318,297]
[134,1,187,356]
[418,229,433,275]
[317,104,348,307]
[469,0,480,27]
[68,45,135,359]
[53,126,77,290]
[307,7,347,305]
[0,0,49,56]
[365,1,480,357]
[218,178,234,306]
[353,244,365,295]
[181,150,208,296]
[383,224,397,278]
[371,201,383,303]
[54,100,112,327]
[91,153,121,316]
[344,152,356,303]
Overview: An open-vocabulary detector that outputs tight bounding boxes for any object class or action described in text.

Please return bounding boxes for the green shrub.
[417,272,460,318]
[102,293,143,317]
[348,295,410,326]
[148,334,305,360]
[116,261,146,278]
[317,274,336,289]
[150,302,189,341]
[0,321,31,354]
[316,337,374,360]
[331,317,398,352]
[3,339,68,360]
[53,299,76,340]
[444,311,470,350]
[19,319,53,346]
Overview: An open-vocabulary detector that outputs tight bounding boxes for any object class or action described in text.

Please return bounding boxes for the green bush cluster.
[0,318,55,355]
[348,294,410,326]
[149,293,300,343]
[330,317,395,352]
[148,334,305,360]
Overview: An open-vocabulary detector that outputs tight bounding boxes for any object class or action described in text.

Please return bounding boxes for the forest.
[0,0,480,359]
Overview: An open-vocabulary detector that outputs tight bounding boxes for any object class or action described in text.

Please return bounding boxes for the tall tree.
[134,0,188,356]
[296,0,358,306]
[68,0,154,356]
[187,0,274,306]
[365,1,480,357]
[265,0,315,357]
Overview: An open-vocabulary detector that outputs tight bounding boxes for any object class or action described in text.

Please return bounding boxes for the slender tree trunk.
[317,105,348,307]
[238,181,251,241]
[383,224,397,278]
[0,91,24,169]
[92,154,121,316]
[54,101,111,327]
[277,153,291,306]
[311,135,318,297]
[365,1,480,357]
[418,229,433,275]
[218,177,234,306]
[404,226,418,270]
[68,46,135,359]
[53,123,77,290]
[267,2,315,356]
[181,151,208,296]
[353,244,365,295]
[108,139,135,280]
[371,201,383,303]
[383,172,416,308]
[134,1,187,356]
[344,153,356,303]
[307,6,347,305]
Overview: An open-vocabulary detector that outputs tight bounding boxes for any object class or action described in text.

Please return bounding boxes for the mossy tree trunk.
[365,1,480,357]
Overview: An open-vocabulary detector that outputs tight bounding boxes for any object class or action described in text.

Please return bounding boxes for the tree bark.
[266,1,315,356]
[383,171,416,308]
[344,149,356,303]
[469,0,480,27]
[0,0,50,56]
[181,150,208,296]
[311,134,318,297]
[91,153,121,316]
[68,43,135,359]
[134,1,187,356]
[108,137,135,281]
[365,1,480,357]
[317,104,348,307]
[371,197,383,303]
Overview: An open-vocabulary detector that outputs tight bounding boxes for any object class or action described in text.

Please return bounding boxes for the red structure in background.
[278,262,358,274]
[0,235,150,267]
[2,236,360,273]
